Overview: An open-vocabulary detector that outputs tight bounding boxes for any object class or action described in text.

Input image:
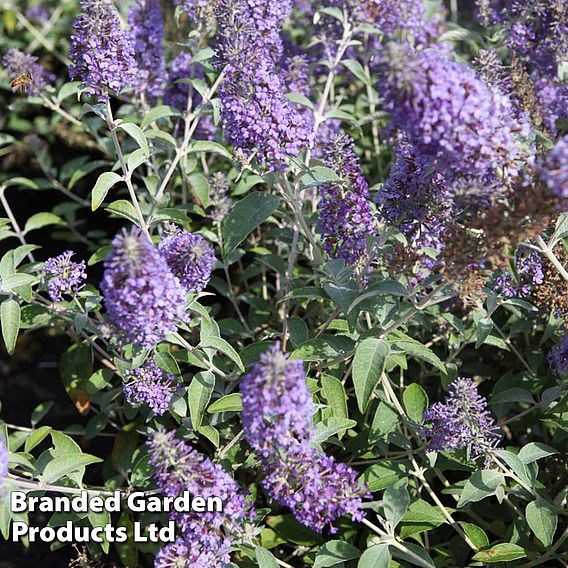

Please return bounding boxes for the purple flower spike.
[101,228,186,348]
[128,0,166,104]
[240,344,369,532]
[69,0,139,100]
[3,48,54,96]
[380,44,522,178]
[159,228,216,293]
[548,336,568,375]
[41,251,87,302]
[148,430,254,567]
[123,359,176,415]
[542,136,568,199]
[422,378,501,463]
[318,134,376,268]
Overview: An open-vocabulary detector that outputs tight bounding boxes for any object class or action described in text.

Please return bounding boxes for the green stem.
[105,102,150,238]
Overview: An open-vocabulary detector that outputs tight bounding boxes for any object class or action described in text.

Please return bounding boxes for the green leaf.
[117,122,149,156]
[321,375,348,421]
[88,245,112,266]
[1,299,20,355]
[208,393,243,414]
[403,383,429,423]
[472,543,527,563]
[23,212,64,234]
[141,105,181,129]
[298,166,342,189]
[314,540,360,567]
[201,335,245,372]
[457,470,504,508]
[222,192,281,257]
[459,522,490,550]
[290,335,354,362]
[24,425,52,453]
[288,317,309,348]
[391,542,435,568]
[41,454,102,484]
[357,545,390,568]
[476,317,494,348]
[369,401,399,444]
[526,499,557,547]
[1,273,37,291]
[256,546,279,568]
[518,442,558,464]
[342,59,371,85]
[92,172,122,211]
[390,336,446,372]
[31,401,54,427]
[189,371,215,430]
[106,200,139,224]
[400,499,446,538]
[352,338,390,413]
[267,515,324,546]
[285,92,315,109]
[189,140,232,159]
[314,418,357,444]
[383,478,410,530]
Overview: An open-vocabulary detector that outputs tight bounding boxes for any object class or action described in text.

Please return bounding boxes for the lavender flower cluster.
[318,134,376,271]
[3,48,54,96]
[148,430,253,567]
[159,227,217,293]
[492,248,545,298]
[548,336,568,375]
[542,137,568,199]
[380,44,522,179]
[214,0,312,169]
[376,141,452,259]
[123,359,176,416]
[69,0,138,99]
[422,378,501,462]
[101,227,215,348]
[128,0,166,104]
[101,229,186,349]
[41,251,87,302]
[240,344,369,532]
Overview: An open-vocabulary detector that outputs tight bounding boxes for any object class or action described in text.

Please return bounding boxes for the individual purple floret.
[541,137,568,199]
[2,48,54,96]
[128,0,166,104]
[123,359,175,415]
[548,336,568,375]
[25,5,49,23]
[380,44,523,178]
[0,438,8,484]
[240,344,369,532]
[41,251,87,302]
[69,0,138,100]
[376,142,451,257]
[240,343,314,457]
[101,228,186,348]
[422,378,501,462]
[318,134,376,268]
[148,430,253,566]
[159,227,216,293]
[492,247,544,298]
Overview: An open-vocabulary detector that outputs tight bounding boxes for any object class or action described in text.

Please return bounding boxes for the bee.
[10,71,34,93]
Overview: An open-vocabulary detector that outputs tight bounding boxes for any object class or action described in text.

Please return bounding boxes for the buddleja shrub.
[0,0,567,566]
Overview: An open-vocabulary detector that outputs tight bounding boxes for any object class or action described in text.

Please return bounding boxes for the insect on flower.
[10,71,34,93]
